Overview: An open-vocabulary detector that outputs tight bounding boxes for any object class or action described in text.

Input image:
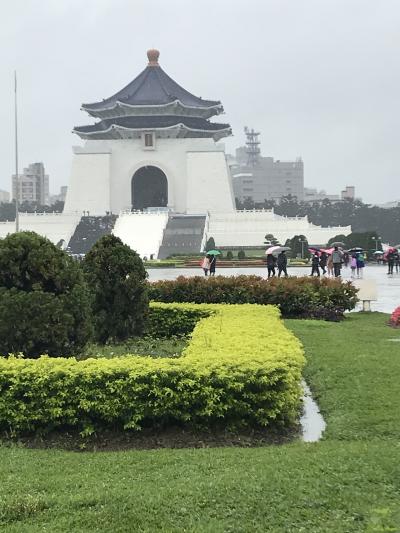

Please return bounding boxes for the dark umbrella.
[347,247,363,253]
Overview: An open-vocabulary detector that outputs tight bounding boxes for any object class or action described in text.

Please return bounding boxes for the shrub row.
[145,302,213,337]
[148,275,359,320]
[0,303,305,434]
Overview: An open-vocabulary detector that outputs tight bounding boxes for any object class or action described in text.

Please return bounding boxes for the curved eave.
[73,123,232,142]
[81,99,223,120]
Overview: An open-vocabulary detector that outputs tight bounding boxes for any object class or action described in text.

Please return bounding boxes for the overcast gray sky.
[0,0,399,203]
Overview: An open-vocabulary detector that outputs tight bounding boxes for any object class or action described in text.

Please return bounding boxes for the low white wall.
[113,212,168,258]
[207,211,351,247]
[0,213,81,247]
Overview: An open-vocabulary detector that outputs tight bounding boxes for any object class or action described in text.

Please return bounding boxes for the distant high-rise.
[341,186,355,200]
[0,190,10,203]
[12,162,50,205]
[230,130,304,203]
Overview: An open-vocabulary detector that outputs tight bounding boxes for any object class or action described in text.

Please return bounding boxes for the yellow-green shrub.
[0,303,305,434]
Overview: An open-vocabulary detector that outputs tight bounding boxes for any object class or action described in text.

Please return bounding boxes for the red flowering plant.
[389,306,400,328]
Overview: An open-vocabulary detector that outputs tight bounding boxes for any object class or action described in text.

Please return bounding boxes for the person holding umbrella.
[310,252,320,277]
[206,249,220,276]
[319,251,328,275]
[266,253,276,278]
[356,251,365,278]
[394,249,400,273]
[201,255,210,276]
[277,250,288,277]
[387,248,396,275]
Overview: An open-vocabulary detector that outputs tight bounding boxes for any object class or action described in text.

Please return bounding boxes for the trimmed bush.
[148,275,358,320]
[0,232,92,357]
[145,303,213,337]
[0,303,305,434]
[238,249,246,260]
[82,235,148,343]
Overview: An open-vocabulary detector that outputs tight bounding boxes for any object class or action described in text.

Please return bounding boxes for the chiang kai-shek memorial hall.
[64,48,236,216]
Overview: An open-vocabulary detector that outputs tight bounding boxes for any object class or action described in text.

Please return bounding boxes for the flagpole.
[14,71,20,232]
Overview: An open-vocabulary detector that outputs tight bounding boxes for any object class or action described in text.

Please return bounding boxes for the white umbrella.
[265,246,291,255]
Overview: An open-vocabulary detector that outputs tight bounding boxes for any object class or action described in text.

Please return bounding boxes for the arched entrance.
[131,166,168,210]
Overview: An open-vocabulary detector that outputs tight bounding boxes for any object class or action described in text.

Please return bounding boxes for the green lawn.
[1,313,399,532]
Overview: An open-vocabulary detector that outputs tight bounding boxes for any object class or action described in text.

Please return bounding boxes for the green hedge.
[0,303,304,434]
[145,303,213,337]
[148,275,358,320]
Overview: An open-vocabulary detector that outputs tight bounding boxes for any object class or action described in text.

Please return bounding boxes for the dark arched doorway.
[131,166,168,210]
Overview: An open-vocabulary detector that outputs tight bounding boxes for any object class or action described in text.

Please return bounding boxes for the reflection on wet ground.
[147,264,399,314]
[300,381,326,443]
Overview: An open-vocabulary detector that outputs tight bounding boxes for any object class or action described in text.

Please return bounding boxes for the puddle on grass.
[387,338,400,342]
[300,380,326,443]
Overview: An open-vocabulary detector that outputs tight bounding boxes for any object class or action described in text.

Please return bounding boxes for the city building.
[303,185,358,203]
[0,190,10,203]
[50,186,68,205]
[12,162,49,205]
[341,186,355,200]
[230,129,304,203]
[303,187,340,203]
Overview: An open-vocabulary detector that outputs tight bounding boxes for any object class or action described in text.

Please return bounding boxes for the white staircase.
[113,211,168,258]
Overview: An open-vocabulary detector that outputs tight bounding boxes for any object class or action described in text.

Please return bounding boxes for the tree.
[226,251,233,260]
[327,234,348,247]
[82,234,148,343]
[238,249,246,260]
[0,231,92,357]
[205,237,216,251]
[286,235,309,259]
[264,233,280,246]
[0,201,16,221]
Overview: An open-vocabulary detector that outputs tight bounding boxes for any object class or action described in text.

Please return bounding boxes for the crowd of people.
[199,246,400,279]
[265,246,400,279]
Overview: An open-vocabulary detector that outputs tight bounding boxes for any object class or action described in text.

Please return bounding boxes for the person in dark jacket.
[387,250,396,275]
[266,253,276,278]
[209,255,217,276]
[394,251,400,273]
[277,251,288,277]
[319,251,327,275]
[332,247,342,278]
[310,252,320,276]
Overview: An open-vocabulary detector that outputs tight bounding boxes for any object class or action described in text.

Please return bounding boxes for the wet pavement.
[147,264,400,314]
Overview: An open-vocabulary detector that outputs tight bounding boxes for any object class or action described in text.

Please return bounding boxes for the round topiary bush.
[226,251,233,260]
[238,249,246,260]
[0,231,93,358]
[82,234,149,343]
